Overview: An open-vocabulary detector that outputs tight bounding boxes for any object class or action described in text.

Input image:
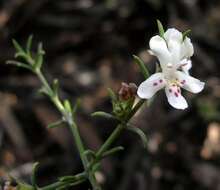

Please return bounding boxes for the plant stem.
[36,70,65,113]
[36,70,101,190]
[96,99,145,158]
[41,172,86,190]
[70,123,101,190]
[41,182,68,190]
[96,124,124,159]
[41,179,86,190]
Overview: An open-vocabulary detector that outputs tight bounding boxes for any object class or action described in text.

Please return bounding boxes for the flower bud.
[118,82,137,101]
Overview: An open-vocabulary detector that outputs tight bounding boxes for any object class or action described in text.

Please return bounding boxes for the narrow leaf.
[47,120,64,129]
[15,52,26,59]
[52,79,59,96]
[91,111,118,120]
[101,146,124,158]
[37,42,45,55]
[92,163,101,172]
[68,179,86,187]
[127,126,147,148]
[38,86,50,96]
[6,60,33,71]
[64,99,72,113]
[26,35,33,55]
[31,162,39,189]
[73,99,81,115]
[107,88,117,102]
[133,55,149,79]
[182,29,191,41]
[83,150,96,160]
[157,19,165,37]
[34,42,44,70]
[12,39,25,54]
[59,172,86,182]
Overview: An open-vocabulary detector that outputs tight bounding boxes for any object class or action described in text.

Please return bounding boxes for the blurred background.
[0,0,220,189]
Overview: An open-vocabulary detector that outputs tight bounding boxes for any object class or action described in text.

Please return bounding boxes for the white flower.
[137,28,205,109]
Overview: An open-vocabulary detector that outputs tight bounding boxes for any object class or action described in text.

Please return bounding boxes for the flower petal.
[165,86,188,110]
[137,73,165,99]
[176,71,205,93]
[149,35,171,67]
[181,59,192,75]
[181,37,194,59]
[164,28,183,64]
[164,28,183,43]
[176,59,192,75]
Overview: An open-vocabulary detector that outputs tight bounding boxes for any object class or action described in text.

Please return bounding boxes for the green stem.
[36,70,101,190]
[36,70,53,95]
[96,99,145,158]
[41,172,86,190]
[96,124,124,159]
[126,99,145,120]
[70,122,101,190]
[36,70,65,113]
[41,179,86,190]
[69,123,87,165]
[41,182,67,190]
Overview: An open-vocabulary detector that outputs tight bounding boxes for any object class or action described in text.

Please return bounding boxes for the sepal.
[156,19,165,38]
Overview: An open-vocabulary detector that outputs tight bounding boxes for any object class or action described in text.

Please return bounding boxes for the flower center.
[167,78,185,97]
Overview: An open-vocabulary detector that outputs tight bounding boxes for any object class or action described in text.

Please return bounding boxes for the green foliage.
[83,150,96,161]
[157,19,165,37]
[8,36,44,73]
[101,146,124,158]
[182,29,191,41]
[31,163,39,189]
[12,39,26,59]
[52,79,59,97]
[16,182,35,190]
[91,111,118,121]
[126,125,148,148]
[107,88,117,102]
[26,35,33,56]
[112,97,135,119]
[64,99,73,114]
[92,163,101,173]
[14,162,39,190]
[7,35,149,190]
[34,42,45,71]
[133,55,150,79]
[107,87,135,120]
[6,60,33,71]
[47,119,64,129]
[93,87,138,121]
[7,36,93,190]
[59,173,86,183]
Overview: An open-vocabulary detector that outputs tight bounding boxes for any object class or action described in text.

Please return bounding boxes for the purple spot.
[153,82,158,86]
[181,80,186,84]
[159,79,163,83]
[174,92,179,97]
[169,89,172,93]
[177,89,180,93]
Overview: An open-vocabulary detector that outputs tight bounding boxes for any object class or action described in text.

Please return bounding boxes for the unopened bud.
[118,82,137,100]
